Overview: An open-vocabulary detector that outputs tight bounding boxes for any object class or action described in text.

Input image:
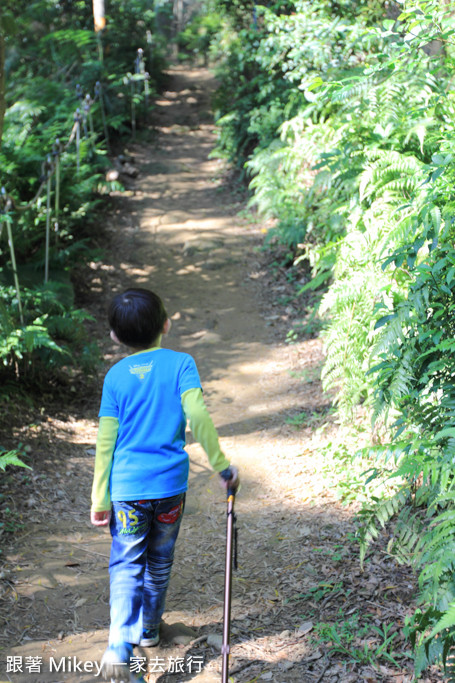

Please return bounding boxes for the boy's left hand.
[91,510,111,526]
[219,466,239,492]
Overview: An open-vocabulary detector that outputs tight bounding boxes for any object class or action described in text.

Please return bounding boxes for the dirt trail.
[0,67,437,683]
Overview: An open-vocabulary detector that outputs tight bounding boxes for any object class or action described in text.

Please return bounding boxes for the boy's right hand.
[219,466,239,492]
[91,510,111,526]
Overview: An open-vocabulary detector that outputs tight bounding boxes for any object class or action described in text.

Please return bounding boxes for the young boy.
[90,288,238,682]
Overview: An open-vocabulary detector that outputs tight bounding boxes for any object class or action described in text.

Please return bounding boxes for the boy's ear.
[162,318,172,335]
[110,329,121,345]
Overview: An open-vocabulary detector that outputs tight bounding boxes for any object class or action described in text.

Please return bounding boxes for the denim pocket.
[155,493,185,524]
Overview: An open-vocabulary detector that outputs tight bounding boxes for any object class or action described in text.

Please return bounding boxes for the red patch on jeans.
[157,503,182,524]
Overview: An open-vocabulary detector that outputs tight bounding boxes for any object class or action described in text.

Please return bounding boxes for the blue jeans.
[108,493,185,646]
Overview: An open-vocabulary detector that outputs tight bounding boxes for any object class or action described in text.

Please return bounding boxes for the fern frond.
[0,449,31,471]
[429,604,455,639]
[358,488,410,567]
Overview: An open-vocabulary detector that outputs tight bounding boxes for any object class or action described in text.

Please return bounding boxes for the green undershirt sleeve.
[182,388,230,473]
[91,415,119,512]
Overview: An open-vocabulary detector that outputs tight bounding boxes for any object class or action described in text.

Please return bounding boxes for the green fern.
[211,0,455,676]
[0,448,31,471]
[358,489,411,564]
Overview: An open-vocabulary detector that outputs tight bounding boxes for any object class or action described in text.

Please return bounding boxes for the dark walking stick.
[220,471,238,683]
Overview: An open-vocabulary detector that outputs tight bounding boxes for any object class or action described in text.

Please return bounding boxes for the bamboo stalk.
[6,221,24,325]
[75,109,81,174]
[54,140,60,245]
[130,75,136,138]
[44,156,52,283]
[2,189,24,325]
[95,81,110,149]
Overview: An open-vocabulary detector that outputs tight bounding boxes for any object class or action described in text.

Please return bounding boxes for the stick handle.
[220,467,238,499]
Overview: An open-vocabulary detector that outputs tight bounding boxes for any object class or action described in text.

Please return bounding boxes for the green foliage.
[210,0,455,676]
[0,283,100,379]
[211,0,450,412]
[359,236,455,675]
[0,445,30,472]
[314,610,402,667]
[0,0,165,385]
[177,12,224,62]
[214,0,259,30]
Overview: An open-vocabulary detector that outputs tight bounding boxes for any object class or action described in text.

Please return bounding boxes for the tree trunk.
[93,0,106,32]
[173,0,184,35]
[0,32,5,148]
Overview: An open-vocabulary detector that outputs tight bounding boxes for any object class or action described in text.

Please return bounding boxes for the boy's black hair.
[108,288,168,348]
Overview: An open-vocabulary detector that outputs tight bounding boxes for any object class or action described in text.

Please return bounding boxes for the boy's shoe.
[101,642,133,681]
[139,627,160,647]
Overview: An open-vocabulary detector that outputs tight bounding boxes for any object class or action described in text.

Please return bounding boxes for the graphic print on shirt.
[128,359,154,380]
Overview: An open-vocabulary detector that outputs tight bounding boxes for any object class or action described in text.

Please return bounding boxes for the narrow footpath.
[0,67,442,683]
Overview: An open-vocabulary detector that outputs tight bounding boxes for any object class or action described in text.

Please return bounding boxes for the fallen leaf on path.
[297,621,313,636]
